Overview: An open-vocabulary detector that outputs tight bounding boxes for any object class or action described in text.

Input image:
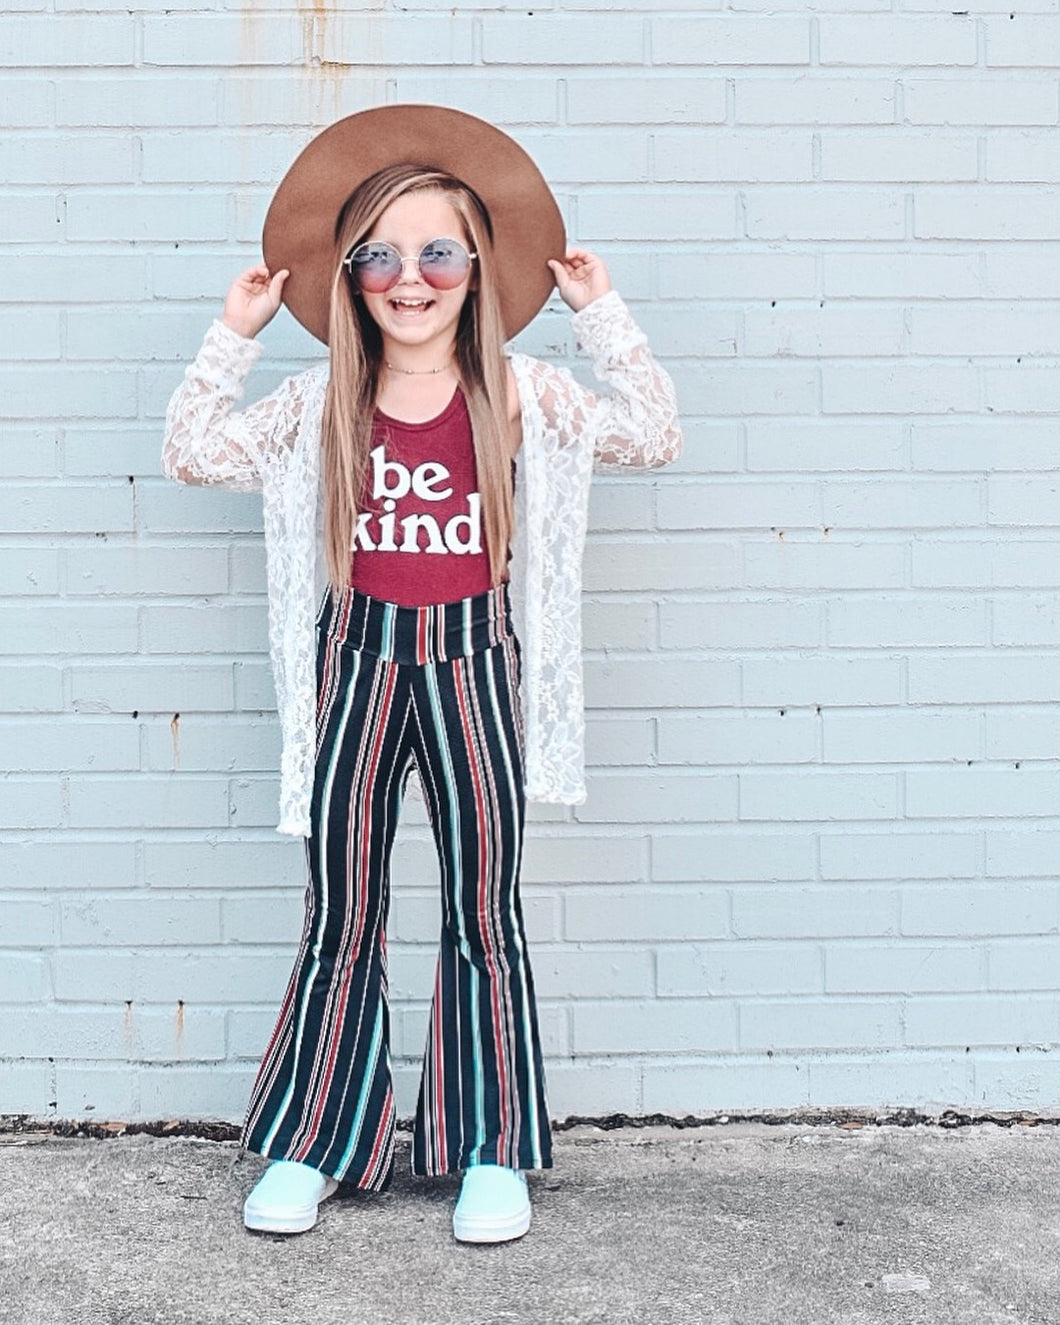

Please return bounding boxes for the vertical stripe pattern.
[241,581,552,1186]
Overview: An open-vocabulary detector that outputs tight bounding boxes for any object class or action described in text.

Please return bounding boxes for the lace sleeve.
[161,318,305,492]
[566,289,684,471]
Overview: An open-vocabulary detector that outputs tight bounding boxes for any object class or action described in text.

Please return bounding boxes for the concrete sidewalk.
[2,1119,1059,1325]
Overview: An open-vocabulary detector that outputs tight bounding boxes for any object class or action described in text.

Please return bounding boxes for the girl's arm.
[548,250,683,471]
[162,321,304,490]
[161,264,299,490]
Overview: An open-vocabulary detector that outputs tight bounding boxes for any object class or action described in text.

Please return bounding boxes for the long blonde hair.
[321,163,514,594]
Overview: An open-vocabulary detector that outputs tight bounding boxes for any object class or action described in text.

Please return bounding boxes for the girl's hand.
[547,248,612,313]
[221,264,289,340]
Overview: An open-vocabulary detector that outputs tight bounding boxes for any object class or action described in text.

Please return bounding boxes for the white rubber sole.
[453,1205,531,1244]
[243,1177,339,1234]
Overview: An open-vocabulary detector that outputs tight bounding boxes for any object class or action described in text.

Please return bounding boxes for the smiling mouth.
[389,297,435,315]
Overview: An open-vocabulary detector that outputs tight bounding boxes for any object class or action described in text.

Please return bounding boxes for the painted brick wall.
[3,1,1060,1124]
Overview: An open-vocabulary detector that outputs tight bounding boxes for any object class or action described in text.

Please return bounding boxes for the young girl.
[161,105,682,1244]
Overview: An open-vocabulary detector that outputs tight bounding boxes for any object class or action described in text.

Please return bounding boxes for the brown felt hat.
[261,104,566,346]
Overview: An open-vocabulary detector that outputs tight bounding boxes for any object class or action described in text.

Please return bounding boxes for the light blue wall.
[3,1,1060,1122]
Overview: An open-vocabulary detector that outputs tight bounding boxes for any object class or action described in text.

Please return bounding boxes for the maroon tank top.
[349,385,509,607]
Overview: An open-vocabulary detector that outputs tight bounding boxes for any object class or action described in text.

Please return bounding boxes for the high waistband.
[318,581,515,665]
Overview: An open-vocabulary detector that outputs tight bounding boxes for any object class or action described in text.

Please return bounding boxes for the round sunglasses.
[343,237,478,294]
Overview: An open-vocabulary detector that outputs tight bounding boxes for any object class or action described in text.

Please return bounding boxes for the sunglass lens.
[419,239,470,290]
[348,242,401,293]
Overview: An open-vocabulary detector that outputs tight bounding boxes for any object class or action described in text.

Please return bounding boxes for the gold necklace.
[384,358,452,376]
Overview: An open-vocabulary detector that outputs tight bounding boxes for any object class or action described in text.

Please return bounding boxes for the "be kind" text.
[353,444,482,555]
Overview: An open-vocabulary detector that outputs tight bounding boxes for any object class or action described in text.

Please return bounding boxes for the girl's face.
[353,190,475,355]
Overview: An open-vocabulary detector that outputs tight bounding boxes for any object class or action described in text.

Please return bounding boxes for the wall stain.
[302,0,382,122]
[229,1,390,246]
[176,1000,185,1056]
[232,1,387,149]
[170,712,181,770]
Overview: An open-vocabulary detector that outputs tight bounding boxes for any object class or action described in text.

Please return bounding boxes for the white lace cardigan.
[161,289,683,837]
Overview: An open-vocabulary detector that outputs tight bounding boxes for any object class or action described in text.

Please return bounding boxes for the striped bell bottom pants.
[240,580,552,1187]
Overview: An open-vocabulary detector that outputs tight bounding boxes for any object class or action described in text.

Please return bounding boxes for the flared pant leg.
[409,632,552,1175]
[241,622,413,1188]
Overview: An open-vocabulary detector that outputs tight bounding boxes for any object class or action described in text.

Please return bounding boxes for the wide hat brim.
[262,104,566,346]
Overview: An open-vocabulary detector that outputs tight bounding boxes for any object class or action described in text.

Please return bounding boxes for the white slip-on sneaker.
[452,1164,531,1244]
[243,1160,340,1234]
